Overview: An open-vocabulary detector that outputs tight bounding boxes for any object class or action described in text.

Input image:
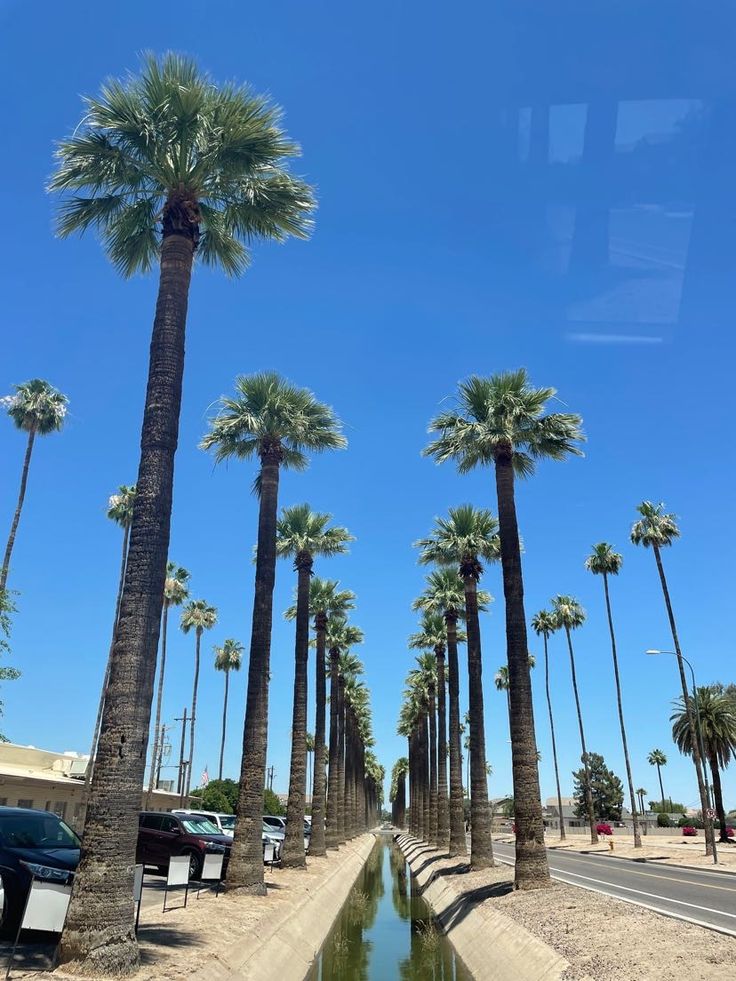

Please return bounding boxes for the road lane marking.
[546,855,736,893]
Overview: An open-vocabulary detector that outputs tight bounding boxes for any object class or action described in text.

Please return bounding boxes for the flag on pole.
[201,766,209,787]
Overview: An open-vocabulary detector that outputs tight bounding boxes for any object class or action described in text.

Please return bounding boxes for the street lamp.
[645,648,714,814]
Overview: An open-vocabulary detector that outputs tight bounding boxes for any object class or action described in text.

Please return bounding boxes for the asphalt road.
[492,839,736,936]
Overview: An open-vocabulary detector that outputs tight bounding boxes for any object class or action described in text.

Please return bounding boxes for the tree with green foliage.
[264,787,285,817]
[52,54,315,974]
[0,590,20,741]
[425,370,583,890]
[1,380,68,594]
[190,778,239,813]
[181,599,218,795]
[531,611,565,841]
[214,639,244,781]
[325,617,363,847]
[572,752,624,822]
[585,542,641,848]
[201,372,345,892]
[647,749,668,809]
[275,504,352,867]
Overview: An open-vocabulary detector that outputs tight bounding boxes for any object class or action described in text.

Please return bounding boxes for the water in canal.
[307,836,472,980]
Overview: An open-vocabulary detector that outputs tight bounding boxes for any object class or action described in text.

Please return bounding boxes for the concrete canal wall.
[397,834,569,981]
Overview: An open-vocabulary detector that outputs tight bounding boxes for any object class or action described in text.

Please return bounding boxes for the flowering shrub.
[596,823,613,836]
[682,826,698,836]
[727,826,735,838]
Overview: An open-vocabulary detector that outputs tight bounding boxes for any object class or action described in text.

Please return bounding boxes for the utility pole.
[155,724,168,790]
[266,765,275,792]
[175,709,188,799]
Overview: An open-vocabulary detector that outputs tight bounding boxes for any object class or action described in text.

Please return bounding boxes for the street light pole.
[646,649,717,862]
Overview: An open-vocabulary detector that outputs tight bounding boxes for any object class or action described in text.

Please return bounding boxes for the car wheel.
[185,851,202,881]
[0,871,21,940]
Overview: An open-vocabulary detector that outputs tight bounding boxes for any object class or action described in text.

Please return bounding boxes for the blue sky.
[1,1,734,813]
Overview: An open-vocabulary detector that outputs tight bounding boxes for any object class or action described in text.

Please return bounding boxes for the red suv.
[136,811,231,880]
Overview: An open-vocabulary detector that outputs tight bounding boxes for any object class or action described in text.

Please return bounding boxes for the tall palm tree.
[201,372,345,892]
[286,579,355,856]
[647,749,668,809]
[390,758,409,827]
[551,595,597,843]
[276,504,352,867]
[632,501,716,858]
[337,650,364,840]
[325,617,363,849]
[673,688,736,841]
[636,788,648,816]
[52,55,315,971]
[416,504,499,869]
[214,639,244,781]
[87,485,136,793]
[413,569,477,856]
[425,370,583,890]
[407,652,440,845]
[181,599,218,795]
[531,611,565,841]
[1,379,68,593]
[147,562,190,803]
[585,542,641,847]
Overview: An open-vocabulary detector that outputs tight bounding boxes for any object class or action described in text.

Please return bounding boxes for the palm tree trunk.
[282,553,312,867]
[656,765,666,810]
[218,668,230,782]
[146,600,169,805]
[87,522,130,796]
[651,543,716,858]
[421,710,430,839]
[461,571,494,869]
[602,574,641,847]
[564,626,598,844]
[326,648,340,848]
[226,446,281,894]
[444,612,467,856]
[493,453,549,889]
[312,633,328,848]
[428,682,438,845]
[58,223,194,972]
[337,674,346,842]
[0,425,36,594]
[435,648,449,849]
[542,633,565,841]
[185,629,202,797]
[708,752,729,843]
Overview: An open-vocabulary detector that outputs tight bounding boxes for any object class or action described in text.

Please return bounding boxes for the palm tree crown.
[49,53,315,277]
[2,379,68,435]
[551,595,586,631]
[106,485,136,529]
[423,369,584,475]
[585,542,623,577]
[164,562,190,607]
[630,502,680,549]
[415,504,500,577]
[181,599,218,635]
[413,569,491,617]
[325,616,364,655]
[200,372,346,483]
[408,612,466,652]
[276,504,353,561]
[672,690,736,768]
[648,749,667,767]
[285,577,356,622]
[531,610,557,638]
[215,638,244,674]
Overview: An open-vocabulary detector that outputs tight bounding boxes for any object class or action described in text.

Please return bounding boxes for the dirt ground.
[413,846,736,981]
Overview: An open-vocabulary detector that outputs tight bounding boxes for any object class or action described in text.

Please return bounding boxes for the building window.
[17,799,34,809]
[0,798,7,806]
[52,801,67,819]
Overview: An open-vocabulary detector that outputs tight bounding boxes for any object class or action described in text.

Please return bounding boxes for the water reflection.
[308,838,470,980]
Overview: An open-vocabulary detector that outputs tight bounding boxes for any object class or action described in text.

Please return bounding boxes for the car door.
[158,814,184,864]
[138,814,164,866]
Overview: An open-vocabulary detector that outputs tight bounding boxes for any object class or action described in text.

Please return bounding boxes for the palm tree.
[674,689,736,841]
[632,501,716,857]
[407,651,440,845]
[52,55,315,970]
[181,599,218,795]
[551,595,597,843]
[1,379,68,593]
[276,504,352,867]
[325,617,363,848]
[585,543,641,848]
[337,650,364,841]
[636,788,648,816]
[87,485,136,793]
[286,578,355,856]
[305,733,315,809]
[214,639,244,781]
[413,569,477,856]
[531,611,565,841]
[425,370,582,890]
[494,654,535,716]
[201,372,345,892]
[390,758,409,827]
[416,505,498,869]
[647,749,668,809]
[147,562,189,803]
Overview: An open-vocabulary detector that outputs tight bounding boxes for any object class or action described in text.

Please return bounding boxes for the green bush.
[264,787,285,816]
[657,812,671,828]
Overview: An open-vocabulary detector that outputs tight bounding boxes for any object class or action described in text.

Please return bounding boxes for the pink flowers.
[596,823,613,836]
[682,826,698,836]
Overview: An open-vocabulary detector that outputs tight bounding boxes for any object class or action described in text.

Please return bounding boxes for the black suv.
[0,806,80,937]
[136,811,231,879]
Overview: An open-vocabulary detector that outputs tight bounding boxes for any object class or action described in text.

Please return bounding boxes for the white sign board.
[263,843,276,864]
[21,880,71,933]
[167,855,190,887]
[133,864,144,902]
[201,853,223,882]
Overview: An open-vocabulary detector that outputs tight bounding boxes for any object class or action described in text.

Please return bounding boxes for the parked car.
[262,815,309,852]
[263,815,286,834]
[171,810,281,859]
[137,812,231,880]
[0,806,80,937]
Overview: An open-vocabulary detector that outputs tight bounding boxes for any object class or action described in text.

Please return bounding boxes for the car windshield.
[0,812,80,850]
[219,815,235,830]
[180,817,221,836]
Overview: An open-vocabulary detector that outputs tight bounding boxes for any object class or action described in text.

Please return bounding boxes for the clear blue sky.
[1,1,734,813]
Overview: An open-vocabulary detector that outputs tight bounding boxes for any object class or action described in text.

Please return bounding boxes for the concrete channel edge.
[397,834,570,981]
